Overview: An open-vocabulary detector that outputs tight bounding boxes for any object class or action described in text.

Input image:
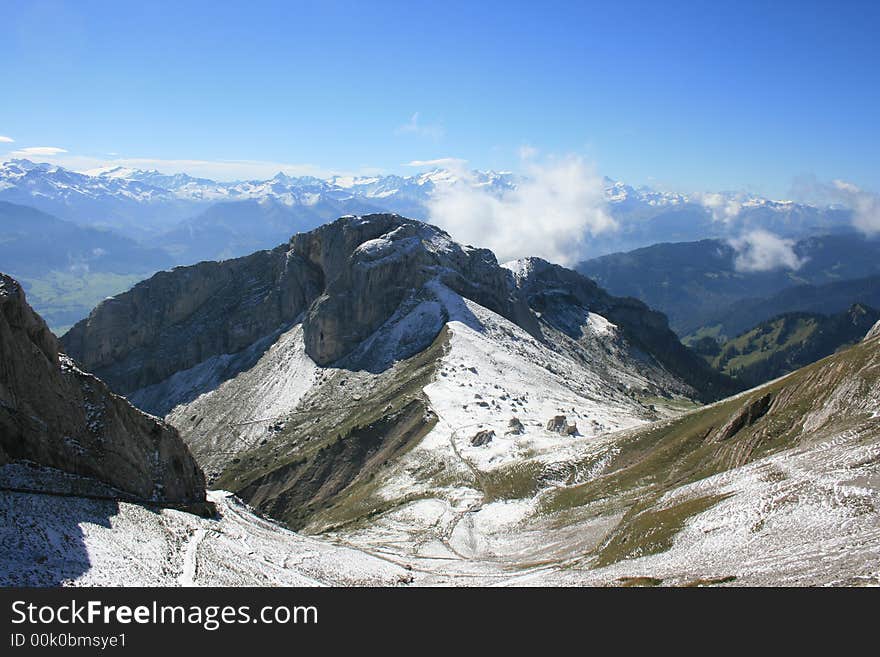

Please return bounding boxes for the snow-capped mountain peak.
[2,157,813,214]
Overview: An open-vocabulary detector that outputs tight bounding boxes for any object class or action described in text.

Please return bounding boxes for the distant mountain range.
[0,159,515,239]
[1,158,856,252]
[0,158,867,334]
[578,234,880,338]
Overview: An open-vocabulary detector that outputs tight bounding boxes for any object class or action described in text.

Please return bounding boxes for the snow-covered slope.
[0,471,408,586]
[59,214,722,536]
[164,274,673,496]
[4,327,879,587]
[159,226,880,585]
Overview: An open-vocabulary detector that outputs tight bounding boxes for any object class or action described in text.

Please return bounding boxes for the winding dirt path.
[179,528,208,586]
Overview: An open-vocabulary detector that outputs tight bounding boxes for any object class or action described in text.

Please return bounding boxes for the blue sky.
[1,0,878,196]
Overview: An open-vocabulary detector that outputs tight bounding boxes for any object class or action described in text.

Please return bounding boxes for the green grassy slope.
[537,330,880,566]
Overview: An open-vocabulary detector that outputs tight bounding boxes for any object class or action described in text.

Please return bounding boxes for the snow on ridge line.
[1,159,812,210]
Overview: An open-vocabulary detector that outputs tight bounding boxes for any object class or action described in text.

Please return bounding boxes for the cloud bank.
[10,146,67,156]
[426,154,616,266]
[405,157,467,170]
[791,176,880,236]
[729,229,807,273]
[830,180,880,235]
[0,136,13,143]
[695,192,745,222]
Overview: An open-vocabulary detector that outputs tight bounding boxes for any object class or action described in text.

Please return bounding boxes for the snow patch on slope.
[0,488,408,586]
[166,323,319,472]
[332,284,654,561]
[527,428,880,586]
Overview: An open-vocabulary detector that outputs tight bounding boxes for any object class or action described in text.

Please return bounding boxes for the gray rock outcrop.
[62,244,323,395]
[470,429,495,447]
[546,415,568,433]
[289,215,538,364]
[0,273,205,504]
[710,393,774,443]
[865,320,880,342]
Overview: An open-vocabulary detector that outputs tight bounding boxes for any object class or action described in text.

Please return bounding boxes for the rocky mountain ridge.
[63,214,729,410]
[1,215,878,585]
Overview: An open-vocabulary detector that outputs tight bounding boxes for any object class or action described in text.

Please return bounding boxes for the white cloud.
[425,154,616,266]
[404,157,467,170]
[831,179,880,235]
[729,229,807,273]
[695,192,745,222]
[0,136,14,143]
[395,112,444,140]
[791,176,880,236]
[9,146,68,156]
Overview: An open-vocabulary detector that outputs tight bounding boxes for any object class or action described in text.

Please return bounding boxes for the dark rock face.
[513,257,738,402]
[0,273,205,503]
[62,245,323,395]
[711,393,774,443]
[470,429,495,447]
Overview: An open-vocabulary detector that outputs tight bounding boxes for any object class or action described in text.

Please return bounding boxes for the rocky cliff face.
[62,215,536,396]
[0,273,205,504]
[64,214,725,410]
[290,215,538,365]
[866,319,880,342]
[62,245,323,395]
